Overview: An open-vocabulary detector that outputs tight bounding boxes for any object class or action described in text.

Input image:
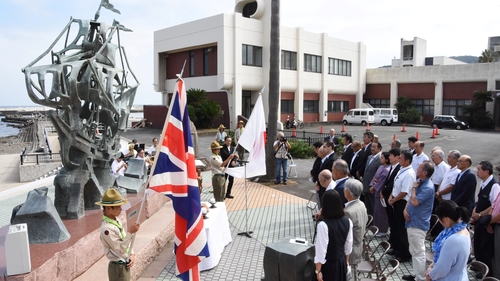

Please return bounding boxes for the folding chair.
[306,190,318,210]
[468,260,489,280]
[357,241,391,279]
[359,259,400,281]
[483,277,500,281]
[366,214,373,228]
[288,155,298,178]
[425,214,440,262]
[363,225,379,260]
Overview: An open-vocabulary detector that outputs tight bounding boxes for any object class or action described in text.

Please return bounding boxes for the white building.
[153,0,366,128]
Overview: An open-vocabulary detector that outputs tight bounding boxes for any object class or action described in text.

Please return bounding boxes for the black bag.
[286,153,292,160]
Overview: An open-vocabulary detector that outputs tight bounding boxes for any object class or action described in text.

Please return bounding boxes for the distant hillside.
[450,56,478,64]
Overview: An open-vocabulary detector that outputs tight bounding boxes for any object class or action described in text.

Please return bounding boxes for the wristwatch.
[478,213,482,218]
[315,270,321,275]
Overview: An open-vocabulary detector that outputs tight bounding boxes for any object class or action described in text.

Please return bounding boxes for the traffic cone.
[401,124,406,132]
[341,124,346,132]
[430,128,436,139]
[435,126,440,135]
[416,131,419,140]
[393,134,396,140]
[366,123,371,131]
[292,128,296,137]
[320,126,323,134]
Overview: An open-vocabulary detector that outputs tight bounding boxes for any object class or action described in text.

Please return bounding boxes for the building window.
[304,54,322,73]
[203,48,209,75]
[242,44,262,67]
[189,51,195,77]
[403,45,414,61]
[281,100,294,113]
[412,99,434,115]
[363,99,391,108]
[327,101,349,112]
[304,100,319,113]
[281,50,297,70]
[442,99,472,116]
[328,58,351,76]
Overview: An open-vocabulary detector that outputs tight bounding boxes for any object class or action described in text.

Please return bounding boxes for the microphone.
[237,160,249,164]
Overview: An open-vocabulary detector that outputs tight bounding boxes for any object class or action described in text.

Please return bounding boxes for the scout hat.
[238,120,245,124]
[210,141,223,150]
[218,124,225,130]
[95,188,128,206]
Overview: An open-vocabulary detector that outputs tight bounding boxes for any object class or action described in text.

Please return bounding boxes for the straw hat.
[218,124,225,130]
[95,188,128,206]
[210,141,223,150]
[238,120,245,124]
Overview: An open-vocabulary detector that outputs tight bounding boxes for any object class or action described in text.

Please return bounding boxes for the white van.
[342,108,375,125]
[373,108,399,126]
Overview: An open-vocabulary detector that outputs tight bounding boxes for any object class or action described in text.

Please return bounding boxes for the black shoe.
[274,181,280,184]
[387,249,398,256]
[225,194,234,199]
[283,181,287,185]
[395,256,411,263]
[402,275,415,280]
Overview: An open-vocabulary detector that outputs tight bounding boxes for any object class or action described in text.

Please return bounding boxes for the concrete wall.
[19,162,62,182]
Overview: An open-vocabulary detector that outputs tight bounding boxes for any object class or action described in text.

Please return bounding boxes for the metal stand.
[237,160,253,238]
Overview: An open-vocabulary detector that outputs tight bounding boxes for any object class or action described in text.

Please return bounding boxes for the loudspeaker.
[263,236,315,281]
[5,223,31,276]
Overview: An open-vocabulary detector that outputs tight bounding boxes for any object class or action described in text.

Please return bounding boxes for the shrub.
[288,140,315,159]
[187,88,222,129]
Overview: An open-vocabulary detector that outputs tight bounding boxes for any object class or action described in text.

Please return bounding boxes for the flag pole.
[126,61,188,262]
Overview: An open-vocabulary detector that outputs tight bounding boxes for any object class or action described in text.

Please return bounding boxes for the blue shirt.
[429,233,470,281]
[406,178,434,231]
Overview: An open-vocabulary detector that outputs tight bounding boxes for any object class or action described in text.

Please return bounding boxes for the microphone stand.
[236,159,253,238]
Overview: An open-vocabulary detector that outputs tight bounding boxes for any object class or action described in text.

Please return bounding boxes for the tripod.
[237,160,253,238]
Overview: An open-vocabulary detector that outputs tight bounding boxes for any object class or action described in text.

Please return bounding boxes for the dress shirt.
[392,166,416,201]
[480,175,500,204]
[314,219,353,264]
[456,168,470,183]
[343,143,352,152]
[491,192,500,217]
[412,152,429,173]
[326,180,337,191]
[439,166,460,200]
[367,152,381,166]
[431,162,450,186]
[322,151,335,164]
[350,151,359,170]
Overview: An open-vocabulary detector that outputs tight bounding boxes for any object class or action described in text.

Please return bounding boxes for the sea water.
[0,115,20,138]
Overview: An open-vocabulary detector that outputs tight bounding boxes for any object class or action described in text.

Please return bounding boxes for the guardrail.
[20,151,61,165]
[280,130,345,146]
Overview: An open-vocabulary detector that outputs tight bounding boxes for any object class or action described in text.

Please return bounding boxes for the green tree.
[394,96,421,123]
[186,88,221,129]
[462,91,494,129]
[478,49,494,63]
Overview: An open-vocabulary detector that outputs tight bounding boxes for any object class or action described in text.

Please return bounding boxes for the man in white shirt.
[436,150,461,201]
[234,120,245,160]
[111,153,128,178]
[430,149,449,188]
[412,141,429,174]
[147,137,158,155]
[388,150,416,262]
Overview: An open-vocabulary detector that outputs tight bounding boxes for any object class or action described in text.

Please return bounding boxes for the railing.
[44,127,53,154]
[280,130,345,146]
[20,151,61,165]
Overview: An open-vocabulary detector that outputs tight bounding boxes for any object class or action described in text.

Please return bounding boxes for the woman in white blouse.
[314,189,353,281]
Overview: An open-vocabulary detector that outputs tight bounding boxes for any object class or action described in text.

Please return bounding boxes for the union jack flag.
[149,77,209,281]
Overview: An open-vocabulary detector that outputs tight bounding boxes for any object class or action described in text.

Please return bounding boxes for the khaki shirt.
[211,154,224,175]
[100,217,133,262]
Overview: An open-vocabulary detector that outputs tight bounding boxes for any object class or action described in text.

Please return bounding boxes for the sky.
[1,0,499,107]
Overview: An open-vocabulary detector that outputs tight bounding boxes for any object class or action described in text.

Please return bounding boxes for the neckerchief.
[432,221,467,263]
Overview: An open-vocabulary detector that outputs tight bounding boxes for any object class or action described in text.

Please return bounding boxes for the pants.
[493,224,500,278]
[474,215,494,274]
[393,200,410,258]
[108,262,130,281]
[407,227,426,281]
[362,191,375,218]
[374,191,388,233]
[225,173,234,195]
[275,158,288,183]
[212,174,225,201]
[384,196,397,245]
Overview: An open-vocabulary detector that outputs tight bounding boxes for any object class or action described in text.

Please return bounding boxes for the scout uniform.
[210,141,226,201]
[96,189,134,281]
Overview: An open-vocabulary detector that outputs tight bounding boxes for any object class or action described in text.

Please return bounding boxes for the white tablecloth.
[199,202,232,271]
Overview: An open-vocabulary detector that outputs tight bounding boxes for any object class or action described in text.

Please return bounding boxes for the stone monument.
[22,0,139,219]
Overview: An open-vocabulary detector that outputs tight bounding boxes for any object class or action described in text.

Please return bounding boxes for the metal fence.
[280,130,345,146]
[20,151,61,165]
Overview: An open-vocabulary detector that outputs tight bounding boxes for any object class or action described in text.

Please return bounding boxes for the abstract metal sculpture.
[22,1,139,219]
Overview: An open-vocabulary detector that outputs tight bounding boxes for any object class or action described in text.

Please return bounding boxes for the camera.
[281,137,287,142]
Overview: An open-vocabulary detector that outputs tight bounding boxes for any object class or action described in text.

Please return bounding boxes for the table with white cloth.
[199,202,232,271]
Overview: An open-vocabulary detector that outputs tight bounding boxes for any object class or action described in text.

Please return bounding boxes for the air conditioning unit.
[5,223,31,276]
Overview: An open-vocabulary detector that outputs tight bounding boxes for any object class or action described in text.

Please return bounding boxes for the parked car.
[373,108,398,126]
[431,115,469,130]
[342,108,375,126]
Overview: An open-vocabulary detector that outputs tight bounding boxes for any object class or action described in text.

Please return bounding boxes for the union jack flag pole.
[139,61,209,280]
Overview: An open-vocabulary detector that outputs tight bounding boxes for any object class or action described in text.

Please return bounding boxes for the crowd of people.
[309,129,500,281]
